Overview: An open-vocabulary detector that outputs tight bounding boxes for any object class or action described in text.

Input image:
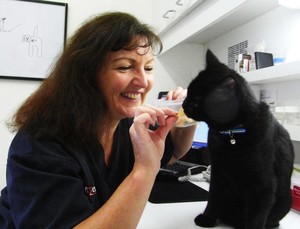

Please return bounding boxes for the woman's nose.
[133,69,148,88]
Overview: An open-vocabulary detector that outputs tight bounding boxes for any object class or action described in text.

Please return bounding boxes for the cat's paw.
[265,222,280,228]
[194,213,217,227]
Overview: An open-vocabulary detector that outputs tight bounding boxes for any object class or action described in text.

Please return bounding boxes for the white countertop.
[138,179,299,229]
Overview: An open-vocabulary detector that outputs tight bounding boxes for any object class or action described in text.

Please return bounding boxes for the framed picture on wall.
[0,0,68,81]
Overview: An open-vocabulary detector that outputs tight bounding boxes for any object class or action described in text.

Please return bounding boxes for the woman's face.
[98,45,154,121]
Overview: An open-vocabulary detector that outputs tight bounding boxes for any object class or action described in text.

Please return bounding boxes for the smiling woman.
[98,44,155,120]
[0,11,196,228]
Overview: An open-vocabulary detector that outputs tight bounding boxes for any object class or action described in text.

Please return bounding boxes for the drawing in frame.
[0,0,68,81]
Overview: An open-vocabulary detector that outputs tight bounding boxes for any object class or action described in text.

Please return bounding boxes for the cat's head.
[183,49,258,130]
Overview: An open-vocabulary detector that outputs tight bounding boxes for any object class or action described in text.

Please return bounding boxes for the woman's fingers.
[134,105,177,127]
[129,105,179,173]
[166,87,187,100]
[156,107,177,126]
[131,105,178,146]
[154,115,178,139]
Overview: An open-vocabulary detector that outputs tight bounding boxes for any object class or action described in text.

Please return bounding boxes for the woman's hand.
[76,106,177,229]
[129,105,178,175]
[165,86,187,101]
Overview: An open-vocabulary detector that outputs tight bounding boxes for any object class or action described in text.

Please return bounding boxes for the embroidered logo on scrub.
[85,186,97,196]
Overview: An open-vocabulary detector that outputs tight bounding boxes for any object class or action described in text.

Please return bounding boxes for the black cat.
[182,50,294,229]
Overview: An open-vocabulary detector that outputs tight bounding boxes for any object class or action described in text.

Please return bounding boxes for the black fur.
[183,50,294,229]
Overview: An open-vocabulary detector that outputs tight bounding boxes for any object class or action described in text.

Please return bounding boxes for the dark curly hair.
[10,12,162,148]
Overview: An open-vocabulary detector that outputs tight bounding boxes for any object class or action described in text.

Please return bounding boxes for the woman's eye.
[117,66,132,71]
[145,66,153,72]
[116,65,153,73]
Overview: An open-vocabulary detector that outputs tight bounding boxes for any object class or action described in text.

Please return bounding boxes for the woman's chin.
[122,107,140,118]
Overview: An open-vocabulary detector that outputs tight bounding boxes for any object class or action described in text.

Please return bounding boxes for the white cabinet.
[158,0,278,54]
[152,0,176,33]
[152,0,204,34]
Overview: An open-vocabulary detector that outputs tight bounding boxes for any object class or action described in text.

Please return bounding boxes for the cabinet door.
[176,0,194,15]
[152,0,179,33]
[152,0,203,34]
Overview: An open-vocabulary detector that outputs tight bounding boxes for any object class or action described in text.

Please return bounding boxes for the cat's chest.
[208,140,273,188]
[209,132,249,149]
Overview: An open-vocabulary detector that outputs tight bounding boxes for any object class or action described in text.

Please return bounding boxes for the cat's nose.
[183,100,199,117]
[183,100,198,110]
[182,99,190,112]
[182,102,191,114]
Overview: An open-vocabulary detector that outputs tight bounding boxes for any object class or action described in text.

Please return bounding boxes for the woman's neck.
[99,118,119,166]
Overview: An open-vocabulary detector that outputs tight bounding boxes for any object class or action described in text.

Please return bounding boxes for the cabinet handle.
[176,0,184,6]
[163,9,176,19]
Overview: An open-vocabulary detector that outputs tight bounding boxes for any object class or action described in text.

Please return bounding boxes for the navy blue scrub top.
[0,118,174,228]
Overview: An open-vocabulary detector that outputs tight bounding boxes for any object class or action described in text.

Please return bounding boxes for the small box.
[292,184,300,213]
[254,52,274,69]
[249,59,256,71]
[235,54,251,73]
[291,165,300,214]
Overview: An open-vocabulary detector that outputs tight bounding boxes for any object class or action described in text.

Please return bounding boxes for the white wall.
[205,5,300,163]
[158,43,205,88]
[206,6,300,106]
[0,0,177,189]
[0,79,41,189]
[206,6,300,66]
[49,0,153,38]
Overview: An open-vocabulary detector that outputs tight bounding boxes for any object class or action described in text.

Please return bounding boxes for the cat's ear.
[222,77,236,90]
[206,49,221,68]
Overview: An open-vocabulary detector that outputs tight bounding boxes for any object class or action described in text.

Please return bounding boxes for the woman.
[0,12,196,228]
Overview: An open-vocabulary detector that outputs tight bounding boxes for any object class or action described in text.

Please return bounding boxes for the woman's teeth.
[122,93,140,99]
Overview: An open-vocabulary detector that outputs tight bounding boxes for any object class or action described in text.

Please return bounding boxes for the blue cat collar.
[219,126,246,145]
[219,128,246,135]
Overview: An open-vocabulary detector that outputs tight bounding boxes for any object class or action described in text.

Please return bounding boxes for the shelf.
[159,0,279,54]
[241,60,300,84]
[242,61,300,141]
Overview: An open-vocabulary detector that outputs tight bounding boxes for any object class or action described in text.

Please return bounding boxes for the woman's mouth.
[121,92,141,100]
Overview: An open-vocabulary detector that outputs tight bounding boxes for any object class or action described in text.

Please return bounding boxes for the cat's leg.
[265,185,292,228]
[194,166,222,227]
[194,183,220,227]
[194,203,219,228]
[266,138,294,228]
[243,186,276,229]
[194,214,217,228]
[265,140,293,228]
